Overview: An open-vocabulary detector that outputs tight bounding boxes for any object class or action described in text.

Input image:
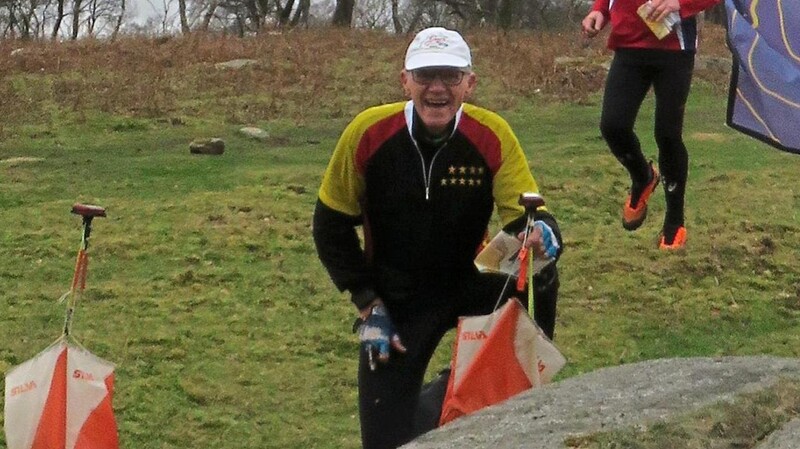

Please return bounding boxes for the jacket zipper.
[412,141,446,201]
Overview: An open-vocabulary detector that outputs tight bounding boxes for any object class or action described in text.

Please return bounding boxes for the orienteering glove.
[354,303,406,371]
[532,220,560,259]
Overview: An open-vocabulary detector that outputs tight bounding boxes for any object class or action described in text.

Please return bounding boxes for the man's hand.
[647,0,680,23]
[520,220,560,259]
[581,11,606,39]
[355,303,406,371]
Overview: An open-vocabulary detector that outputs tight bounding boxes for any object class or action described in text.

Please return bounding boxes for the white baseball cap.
[404,27,472,71]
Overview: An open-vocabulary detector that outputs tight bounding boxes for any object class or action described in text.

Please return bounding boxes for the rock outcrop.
[404,356,800,449]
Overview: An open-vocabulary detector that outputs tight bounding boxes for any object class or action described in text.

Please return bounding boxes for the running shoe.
[622,163,660,231]
[659,226,687,250]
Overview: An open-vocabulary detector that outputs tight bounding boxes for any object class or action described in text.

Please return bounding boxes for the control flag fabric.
[439,299,566,425]
[726,0,800,154]
[4,338,120,449]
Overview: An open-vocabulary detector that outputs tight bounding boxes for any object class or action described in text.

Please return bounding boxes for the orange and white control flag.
[4,338,119,449]
[439,299,566,426]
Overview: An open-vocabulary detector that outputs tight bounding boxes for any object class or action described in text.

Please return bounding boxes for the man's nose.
[427,76,448,88]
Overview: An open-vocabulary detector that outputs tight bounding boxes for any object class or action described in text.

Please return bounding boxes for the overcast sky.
[128,0,172,25]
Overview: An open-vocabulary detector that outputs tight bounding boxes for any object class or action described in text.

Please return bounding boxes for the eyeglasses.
[410,68,468,86]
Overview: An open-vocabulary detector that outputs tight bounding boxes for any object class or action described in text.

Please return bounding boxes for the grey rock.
[287,184,306,194]
[189,138,225,155]
[404,356,800,449]
[0,157,44,165]
[554,56,588,66]
[215,59,259,70]
[239,127,270,140]
[756,418,800,449]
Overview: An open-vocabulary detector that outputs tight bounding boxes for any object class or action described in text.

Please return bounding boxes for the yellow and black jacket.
[313,101,560,311]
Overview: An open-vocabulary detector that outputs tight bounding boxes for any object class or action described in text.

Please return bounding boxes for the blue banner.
[726,0,800,154]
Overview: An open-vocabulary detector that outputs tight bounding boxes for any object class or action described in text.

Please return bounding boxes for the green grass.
[1,63,799,449]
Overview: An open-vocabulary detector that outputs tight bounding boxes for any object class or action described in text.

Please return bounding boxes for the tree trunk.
[391,0,402,33]
[51,0,65,39]
[497,0,518,29]
[405,3,424,33]
[201,0,218,31]
[290,0,309,27]
[70,0,82,39]
[235,13,245,37]
[8,4,18,38]
[178,0,190,33]
[256,0,269,30]
[278,0,295,25]
[331,0,353,27]
[243,0,260,32]
[111,0,125,40]
[18,2,31,38]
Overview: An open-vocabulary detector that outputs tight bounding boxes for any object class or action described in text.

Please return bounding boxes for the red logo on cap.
[421,34,449,49]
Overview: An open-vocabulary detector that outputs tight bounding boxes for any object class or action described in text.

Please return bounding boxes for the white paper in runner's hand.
[636,1,681,39]
[474,231,553,277]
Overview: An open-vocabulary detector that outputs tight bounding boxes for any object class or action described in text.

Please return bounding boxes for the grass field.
[1,27,799,449]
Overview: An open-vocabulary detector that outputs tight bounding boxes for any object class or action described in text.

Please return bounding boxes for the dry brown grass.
[0,26,732,125]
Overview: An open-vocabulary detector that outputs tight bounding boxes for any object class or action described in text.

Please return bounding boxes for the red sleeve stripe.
[355,111,408,175]
[458,112,503,176]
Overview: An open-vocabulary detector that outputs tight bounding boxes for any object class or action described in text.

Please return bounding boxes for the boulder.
[189,138,225,155]
[239,127,270,140]
[0,157,44,165]
[215,59,259,70]
[404,356,800,449]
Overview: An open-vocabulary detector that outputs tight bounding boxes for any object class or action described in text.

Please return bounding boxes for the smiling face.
[401,66,477,136]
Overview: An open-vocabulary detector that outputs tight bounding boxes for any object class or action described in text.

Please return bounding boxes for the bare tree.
[178,0,189,32]
[391,0,402,33]
[2,0,19,37]
[4,0,53,38]
[50,0,64,37]
[354,0,392,29]
[16,0,33,38]
[289,0,308,27]
[110,0,124,39]
[497,0,519,29]
[70,0,82,38]
[200,0,218,30]
[242,0,262,30]
[27,0,56,38]
[147,0,177,34]
[331,0,352,26]
[277,0,293,25]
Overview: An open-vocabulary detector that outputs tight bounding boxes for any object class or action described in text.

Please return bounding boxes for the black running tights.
[599,48,695,230]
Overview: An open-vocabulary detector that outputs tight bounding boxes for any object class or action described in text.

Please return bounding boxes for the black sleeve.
[312,199,378,309]
[501,209,564,260]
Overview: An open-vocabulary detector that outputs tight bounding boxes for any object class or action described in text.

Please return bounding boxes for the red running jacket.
[592,0,721,51]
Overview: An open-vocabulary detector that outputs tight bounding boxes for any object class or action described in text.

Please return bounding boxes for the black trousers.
[599,48,694,228]
[357,265,559,449]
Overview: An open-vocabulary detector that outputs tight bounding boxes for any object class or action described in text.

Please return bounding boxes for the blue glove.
[533,220,559,259]
[355,304,406,371]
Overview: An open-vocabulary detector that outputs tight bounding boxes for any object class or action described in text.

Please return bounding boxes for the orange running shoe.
[659,226,687,250]
[622,163,660,231]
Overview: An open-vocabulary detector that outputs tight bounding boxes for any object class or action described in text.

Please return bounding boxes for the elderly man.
[313,27,563,449]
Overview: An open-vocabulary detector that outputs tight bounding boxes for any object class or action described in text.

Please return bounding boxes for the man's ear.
[400,70,411,97]
[465,72,478,98]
